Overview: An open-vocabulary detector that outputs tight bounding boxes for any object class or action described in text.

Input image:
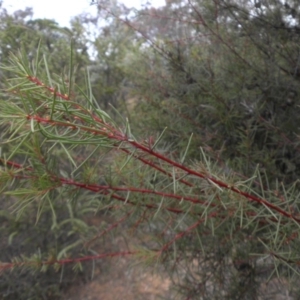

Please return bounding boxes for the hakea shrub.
[1,49,300,299]
[113,0,300,191]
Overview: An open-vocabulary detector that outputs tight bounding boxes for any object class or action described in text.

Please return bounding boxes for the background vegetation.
[1,0,300,299]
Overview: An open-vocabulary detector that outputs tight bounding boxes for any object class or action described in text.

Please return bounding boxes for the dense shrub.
[1,1,300,299]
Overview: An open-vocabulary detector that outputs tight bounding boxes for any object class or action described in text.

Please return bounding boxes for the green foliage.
[0,7,89,93]
[128,0,300,186]
[2,1,300,299]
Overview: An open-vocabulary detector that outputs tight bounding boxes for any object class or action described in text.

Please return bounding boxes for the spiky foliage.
[1,0,300,299]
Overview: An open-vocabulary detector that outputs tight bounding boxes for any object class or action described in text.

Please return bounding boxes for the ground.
[64,214,174,300]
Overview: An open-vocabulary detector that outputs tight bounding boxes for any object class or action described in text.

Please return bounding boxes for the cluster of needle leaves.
[1,42,300,299]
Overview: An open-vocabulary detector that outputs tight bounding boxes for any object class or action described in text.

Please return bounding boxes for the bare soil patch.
[64,214,174,300]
